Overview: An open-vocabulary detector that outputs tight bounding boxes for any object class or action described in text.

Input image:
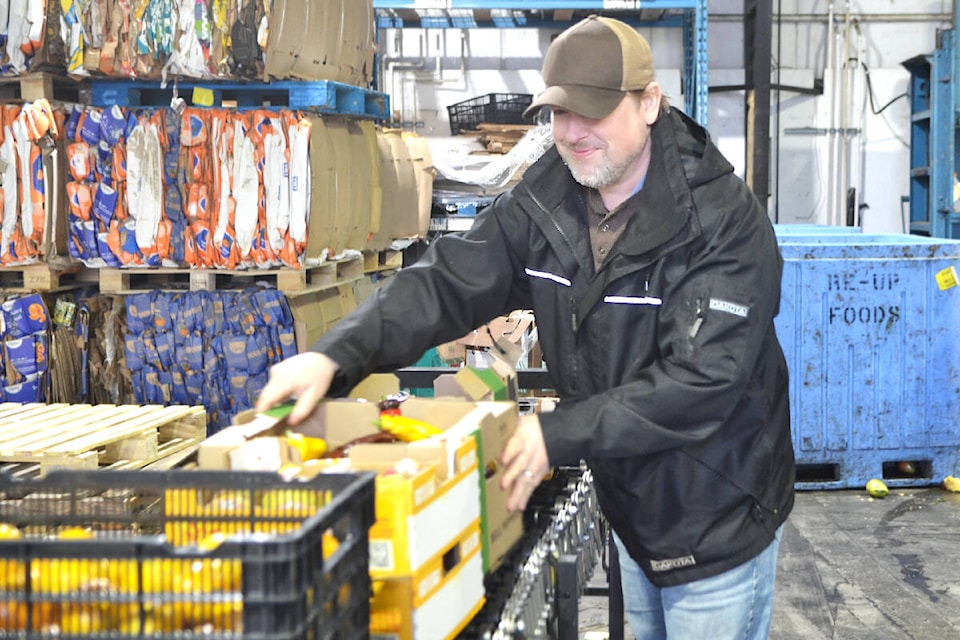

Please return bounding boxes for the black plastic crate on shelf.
[0,469,376,640]
[447,93,533,135]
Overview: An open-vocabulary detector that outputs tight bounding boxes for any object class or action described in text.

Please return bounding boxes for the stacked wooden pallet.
[0,403,206,477]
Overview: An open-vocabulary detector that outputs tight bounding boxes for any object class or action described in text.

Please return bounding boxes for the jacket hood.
[666,107,734,189]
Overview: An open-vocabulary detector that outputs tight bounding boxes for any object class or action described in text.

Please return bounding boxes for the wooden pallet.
[0,262,92,292]
[0,403,206,475]
[363,249,403,273]
[98,256,364,295]
[0,71,88,102]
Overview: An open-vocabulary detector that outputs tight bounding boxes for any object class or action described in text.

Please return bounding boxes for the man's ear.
[642,83,663,125]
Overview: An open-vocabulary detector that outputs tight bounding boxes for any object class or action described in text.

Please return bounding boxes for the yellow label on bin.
[936,266,958,291]
[192,86,215,107]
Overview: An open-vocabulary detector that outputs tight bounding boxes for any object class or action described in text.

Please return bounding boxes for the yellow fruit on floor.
[866,478,889,498]
[943,476,960,492]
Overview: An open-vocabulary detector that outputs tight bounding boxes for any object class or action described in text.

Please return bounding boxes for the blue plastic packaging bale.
[125,293,154,334]
[776,233,960,489]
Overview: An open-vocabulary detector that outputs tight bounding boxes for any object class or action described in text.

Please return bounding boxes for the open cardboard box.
[196,373,400,471]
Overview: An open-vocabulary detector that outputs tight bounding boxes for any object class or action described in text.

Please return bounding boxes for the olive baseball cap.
[524,15,655,120]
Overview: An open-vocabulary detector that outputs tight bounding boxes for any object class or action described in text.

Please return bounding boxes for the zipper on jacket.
[569,296,579,394]
[689,298,704,338]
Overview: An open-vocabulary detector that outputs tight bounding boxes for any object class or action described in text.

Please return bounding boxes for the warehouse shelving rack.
[902,4,960,239]
[372,0,709,127]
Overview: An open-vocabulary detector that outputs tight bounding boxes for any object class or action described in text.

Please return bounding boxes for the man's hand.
[499,414,550,512]
[256,352,340,424]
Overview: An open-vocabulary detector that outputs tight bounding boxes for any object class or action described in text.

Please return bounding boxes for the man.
[257,15,794,640]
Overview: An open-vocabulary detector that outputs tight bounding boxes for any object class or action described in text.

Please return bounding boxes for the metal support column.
[744,0,772,208]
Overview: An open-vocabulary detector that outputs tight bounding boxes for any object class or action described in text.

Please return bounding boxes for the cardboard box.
[350,434,479,579]
[438,311,538,368]
[369,523,485,640]
[196,399,380,470]
[433,342,519,404]
[397,398,523,574]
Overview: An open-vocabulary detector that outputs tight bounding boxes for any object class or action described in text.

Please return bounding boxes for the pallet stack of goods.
[0,0,374,84]
[124,288,297,433]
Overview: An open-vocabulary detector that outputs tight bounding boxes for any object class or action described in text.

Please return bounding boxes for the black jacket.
[316,106,795,587]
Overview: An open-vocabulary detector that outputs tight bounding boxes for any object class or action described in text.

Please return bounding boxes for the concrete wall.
[378,1,953,231]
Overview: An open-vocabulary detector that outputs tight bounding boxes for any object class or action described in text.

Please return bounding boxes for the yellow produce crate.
[0,469,374,639]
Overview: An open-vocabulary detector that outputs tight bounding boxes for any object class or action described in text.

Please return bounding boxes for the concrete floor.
[578,487,960,639]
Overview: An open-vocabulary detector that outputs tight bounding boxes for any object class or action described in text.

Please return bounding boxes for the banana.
[285,431,328,461]
[375,415,443,442]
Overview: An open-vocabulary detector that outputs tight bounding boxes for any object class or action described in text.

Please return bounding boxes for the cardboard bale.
[305,116,337,263]
[286,283,358,353]
[357,120,383,238]
[402,132,435,239]
[371,130,420,248]
[265,0,374,86]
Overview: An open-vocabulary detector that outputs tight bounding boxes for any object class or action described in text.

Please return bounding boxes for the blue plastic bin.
[776,233,960,489]
[774,223,862,236]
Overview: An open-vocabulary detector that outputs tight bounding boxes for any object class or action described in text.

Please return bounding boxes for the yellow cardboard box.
[390,398,523,574]
[349,432,479,579]
[369,522,485,640]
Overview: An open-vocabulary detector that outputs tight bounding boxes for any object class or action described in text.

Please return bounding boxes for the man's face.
[551,90,659,192]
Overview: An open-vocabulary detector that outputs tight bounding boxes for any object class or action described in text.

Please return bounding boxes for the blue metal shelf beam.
[373,0,708,126]
[374,1,700,8]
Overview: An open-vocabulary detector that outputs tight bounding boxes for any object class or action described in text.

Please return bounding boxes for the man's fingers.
[289,387,322,425]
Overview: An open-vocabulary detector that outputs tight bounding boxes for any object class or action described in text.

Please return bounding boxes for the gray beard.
[563,146,644,190]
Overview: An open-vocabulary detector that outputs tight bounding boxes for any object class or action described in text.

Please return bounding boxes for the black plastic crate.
[0,469,375,640]
[447,93,533,135]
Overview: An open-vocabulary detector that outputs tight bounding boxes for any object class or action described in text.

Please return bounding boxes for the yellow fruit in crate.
[58,604,103,634]
[99,559,138,593]
[322,530,340,560]
[142,558,192,594]
[188,599,244,632]
[258,489,321,519]
[866,478,889,498]
[0,600,27,631]
[0,559,25,591]
[0,523,22,539]
[57,527,93,540]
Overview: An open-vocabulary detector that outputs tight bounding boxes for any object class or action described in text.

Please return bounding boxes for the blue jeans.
[613,525,784,640]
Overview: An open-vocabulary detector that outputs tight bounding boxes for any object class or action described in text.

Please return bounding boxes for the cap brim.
[522,85,626,121]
